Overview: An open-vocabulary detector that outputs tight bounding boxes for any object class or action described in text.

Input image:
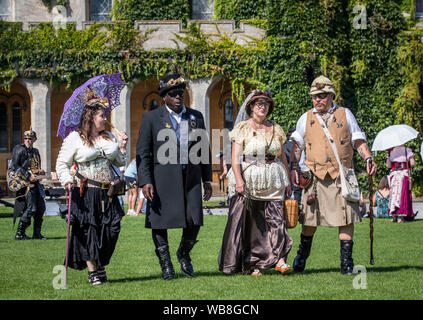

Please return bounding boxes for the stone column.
[111,85,132,164]
[188,77,219,136]
[22,79,52,173]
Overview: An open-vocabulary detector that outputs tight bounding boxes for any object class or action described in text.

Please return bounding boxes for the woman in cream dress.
[218,90,293,276]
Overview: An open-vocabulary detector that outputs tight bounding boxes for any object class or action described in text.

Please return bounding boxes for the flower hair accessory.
[252,89,272,98]
[160,77,185,88]
[84,87,109,107]
[159,73,187,97]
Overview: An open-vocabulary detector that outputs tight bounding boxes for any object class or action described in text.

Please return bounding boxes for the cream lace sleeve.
[103,131,127,167]
[274,123,287,145]
[56,131,79,187]
[228,121,249,146]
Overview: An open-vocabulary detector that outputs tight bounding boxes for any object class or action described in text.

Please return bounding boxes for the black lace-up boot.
[155,245,176,280]
[15,220,31,240]
[340,240,354,275]
[32,218,47,240]
[176,240,198,278]
[292,234,314,272]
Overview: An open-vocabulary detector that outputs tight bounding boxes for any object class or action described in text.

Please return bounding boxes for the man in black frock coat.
[136,74,212,279]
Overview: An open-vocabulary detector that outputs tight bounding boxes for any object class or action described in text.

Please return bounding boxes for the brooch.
[165,123,172,129]
[189,114,197,129]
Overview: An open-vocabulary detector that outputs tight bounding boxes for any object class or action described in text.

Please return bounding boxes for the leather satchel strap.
[314,113,344,169]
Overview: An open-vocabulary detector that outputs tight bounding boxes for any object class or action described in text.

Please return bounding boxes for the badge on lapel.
[165,123,172,129]
[189,114,197,129]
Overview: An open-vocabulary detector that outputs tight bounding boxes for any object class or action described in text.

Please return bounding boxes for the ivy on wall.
[111,0,192,25]
[214,0,266,23]
[1,0,422,194]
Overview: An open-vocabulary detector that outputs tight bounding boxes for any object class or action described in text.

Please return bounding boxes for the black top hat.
[159,74,187,97]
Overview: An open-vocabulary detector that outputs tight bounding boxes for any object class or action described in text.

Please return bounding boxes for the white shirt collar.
[166,105,186,117]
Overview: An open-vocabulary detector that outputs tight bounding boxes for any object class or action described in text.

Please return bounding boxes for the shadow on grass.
[108,271,230,283]
[0,236,67,242]
[301,265,423,275]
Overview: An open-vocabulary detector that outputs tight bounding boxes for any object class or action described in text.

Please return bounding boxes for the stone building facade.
[0,0,265,194]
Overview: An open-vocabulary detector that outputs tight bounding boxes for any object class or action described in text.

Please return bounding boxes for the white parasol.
[371,124,419,151]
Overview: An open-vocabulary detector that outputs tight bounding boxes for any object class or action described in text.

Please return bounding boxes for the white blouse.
[56,131,126,187]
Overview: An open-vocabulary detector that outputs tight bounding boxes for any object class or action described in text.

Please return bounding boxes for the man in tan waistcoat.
[290,75,377,275]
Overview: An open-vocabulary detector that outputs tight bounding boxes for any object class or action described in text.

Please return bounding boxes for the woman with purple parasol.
[56,74,128,286]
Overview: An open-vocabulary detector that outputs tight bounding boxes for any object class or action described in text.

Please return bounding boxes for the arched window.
[149,99,159,111]
[0,101,8,152]
[0,95,23,153]
[90,0,113,21]
[12,102,22,148]
[143,92,161,111]
[0,0,11,21]
[417,0,423,18]
[224,98,234,130]
[192,0,214,20]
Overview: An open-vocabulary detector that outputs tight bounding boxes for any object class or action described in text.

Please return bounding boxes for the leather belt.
[243,154,277,164]
[75,172,110,189]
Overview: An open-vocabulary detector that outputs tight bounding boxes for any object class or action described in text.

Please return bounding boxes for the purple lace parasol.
[57,73,126,139]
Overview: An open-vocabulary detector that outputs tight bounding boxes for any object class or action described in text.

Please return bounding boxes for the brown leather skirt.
[218,194,293,274]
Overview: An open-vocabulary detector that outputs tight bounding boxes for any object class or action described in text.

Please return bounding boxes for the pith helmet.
[310,75,336,97]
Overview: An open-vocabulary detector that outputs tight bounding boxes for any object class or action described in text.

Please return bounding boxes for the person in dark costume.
[12,129,47,240]
[137,74,212,280]
[56,101,128,286]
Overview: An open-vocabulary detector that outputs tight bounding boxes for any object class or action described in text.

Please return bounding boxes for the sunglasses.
[24,138,33,141]
[312,93,330,100]
[167,89,184,98]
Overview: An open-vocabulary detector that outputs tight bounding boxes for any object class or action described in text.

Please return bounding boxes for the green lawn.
[0,205,422,300]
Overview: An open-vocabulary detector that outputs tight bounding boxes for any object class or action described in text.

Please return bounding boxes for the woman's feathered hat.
[245,89,274,116]
[84,87,109,108]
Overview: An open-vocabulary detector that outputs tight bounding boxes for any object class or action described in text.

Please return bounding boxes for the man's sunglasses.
[312,93,330,100]
[24,138,33,141]
[167,89,184,98]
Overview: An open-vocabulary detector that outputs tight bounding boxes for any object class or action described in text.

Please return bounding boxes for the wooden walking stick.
[368,174,375,265]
